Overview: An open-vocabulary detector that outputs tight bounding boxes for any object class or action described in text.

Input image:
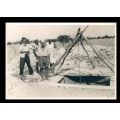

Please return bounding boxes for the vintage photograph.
[6,22,116,99]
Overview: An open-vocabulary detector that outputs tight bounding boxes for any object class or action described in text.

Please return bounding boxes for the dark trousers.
[36,62,39,73]
[19,54,33,75]
[37,56,49,80]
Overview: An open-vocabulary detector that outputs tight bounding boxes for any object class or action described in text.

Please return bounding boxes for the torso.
[19,44,30,58]
[36,47,49,57]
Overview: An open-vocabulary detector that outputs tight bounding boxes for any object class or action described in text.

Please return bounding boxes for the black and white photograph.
[6,22,116,100]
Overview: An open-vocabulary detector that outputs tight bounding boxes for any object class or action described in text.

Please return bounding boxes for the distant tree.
[103,35,108,39]
[86,35,115,40]
[57,35,71,47]
[111,35,115,38]
[13,42,16,44]
[7,42,12,45]
[97,36,101,39]
[87,36,92,40]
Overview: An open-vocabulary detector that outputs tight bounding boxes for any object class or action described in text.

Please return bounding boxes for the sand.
[6,43,116,99]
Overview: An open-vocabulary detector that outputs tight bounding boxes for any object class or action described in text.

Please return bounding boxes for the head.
[20,37,27,45]
[49,41,51,44]
[40,40,46,48]
[41,42,45,48]
[34,39,39,45]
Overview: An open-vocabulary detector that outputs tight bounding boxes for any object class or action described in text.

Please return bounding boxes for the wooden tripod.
[54,26,114,74]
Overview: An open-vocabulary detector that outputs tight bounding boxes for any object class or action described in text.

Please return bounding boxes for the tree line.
[7,34,115,45]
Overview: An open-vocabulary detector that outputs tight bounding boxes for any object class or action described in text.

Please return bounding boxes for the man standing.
[19,37,33,80]
[34,41,50,80]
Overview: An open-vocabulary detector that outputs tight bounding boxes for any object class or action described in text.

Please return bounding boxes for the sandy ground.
[6,43,116,99]
[6,73,116,99]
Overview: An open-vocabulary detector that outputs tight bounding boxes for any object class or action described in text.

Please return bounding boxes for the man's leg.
[44,57,49,80]
[45,67,49,80]
[40,68,44,80]
[51,63,55,74]
[19,58,25,80]
[49,63,52,73]
[36,62,39,73]
[38,57,44,80]
[25,54,33,75]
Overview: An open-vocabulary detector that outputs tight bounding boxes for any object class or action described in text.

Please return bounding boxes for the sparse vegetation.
[87,35,115,40]
[57,35,72,47]
[7,34,115,45]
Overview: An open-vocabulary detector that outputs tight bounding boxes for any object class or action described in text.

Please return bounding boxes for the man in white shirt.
[19,37,33,80]
[34,41,50,80]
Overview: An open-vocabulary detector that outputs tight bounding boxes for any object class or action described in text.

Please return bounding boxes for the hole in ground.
[58,75,110,86]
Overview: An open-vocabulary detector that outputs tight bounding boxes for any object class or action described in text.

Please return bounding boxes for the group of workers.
[19,37,55,81]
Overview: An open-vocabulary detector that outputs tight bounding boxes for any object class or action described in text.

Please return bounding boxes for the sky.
[6,23,116,42]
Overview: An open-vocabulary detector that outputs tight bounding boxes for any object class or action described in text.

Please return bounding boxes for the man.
[19,37,33,80]
[34,41,50,80]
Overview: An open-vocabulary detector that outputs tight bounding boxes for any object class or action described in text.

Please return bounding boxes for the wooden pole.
[54,26,89,74]
[84,38,114,66]
[83,38,114,72]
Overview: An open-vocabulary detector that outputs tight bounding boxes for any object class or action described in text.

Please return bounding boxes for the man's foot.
[39,73,44,81]
[30,72,34,75]
[45,78,49,80]
[45,76,49,80]
[31,73,34,76]
[19,74,24,80]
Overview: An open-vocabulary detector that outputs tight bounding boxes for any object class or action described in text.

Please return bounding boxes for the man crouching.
[34,41,50,80]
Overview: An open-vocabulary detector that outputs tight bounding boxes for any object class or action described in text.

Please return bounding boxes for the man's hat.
[40,40,45,43]
[34,39,39,44]
[20,37,27,44]
[21,37,27,41]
